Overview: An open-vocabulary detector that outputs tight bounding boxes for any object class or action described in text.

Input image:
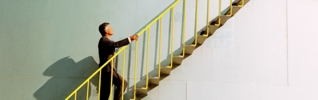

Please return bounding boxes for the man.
[98,22,138,100]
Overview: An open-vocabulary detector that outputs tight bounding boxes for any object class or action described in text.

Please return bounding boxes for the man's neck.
[105,35,111,39]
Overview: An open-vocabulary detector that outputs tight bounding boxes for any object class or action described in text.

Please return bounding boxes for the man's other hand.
[130,35,139,41]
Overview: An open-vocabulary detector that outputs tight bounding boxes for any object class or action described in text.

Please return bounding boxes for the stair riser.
[149,79,159,85]
[134,1,250,99]
[136,88,147,96]
[226,6,241,16]
[209,25,218,35]
[238,0,250,5]
[185,46,195,55]
[197,36,207,44]
[173,56,183,65]
[220,16,231,25]
[160,68,171,75]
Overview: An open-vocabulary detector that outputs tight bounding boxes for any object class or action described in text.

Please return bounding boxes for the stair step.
[173,56,184,65]
[217,15,231,25]
[149,77,160,85]
[232,6,241,15]
[209,25,219,35]
[197,35,207,44]
[160,67,172,75]
[184,45,196,55]
[201,25,219,36]
[226,6,241,16]
[136,88,147,96]
[238,0,250,5]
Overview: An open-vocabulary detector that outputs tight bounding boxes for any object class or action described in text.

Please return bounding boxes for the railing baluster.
[182,0,186,57]
[109,60,114,100]
[86,82,89,100]
[203,0,210,36]
[228,0,233,16]
[216,0,222,26]
[146,28,150,89]
[239,0,245,7]
[158,17,162,78]
[133,39,138,100]
[98,70,101,100]
[193,0,198,46]
[170,7,175,67]
[74,92,76,100]
[121,49,126,100]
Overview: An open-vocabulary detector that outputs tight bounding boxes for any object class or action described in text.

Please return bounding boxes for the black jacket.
[98,36,130,72]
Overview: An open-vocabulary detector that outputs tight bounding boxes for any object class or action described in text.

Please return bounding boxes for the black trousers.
[100,69,128,100]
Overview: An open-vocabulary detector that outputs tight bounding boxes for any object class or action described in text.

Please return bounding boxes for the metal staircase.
[135,0,250,99]
[65,0,250,100]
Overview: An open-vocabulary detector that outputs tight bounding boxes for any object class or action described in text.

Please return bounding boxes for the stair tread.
[136,88,148,96]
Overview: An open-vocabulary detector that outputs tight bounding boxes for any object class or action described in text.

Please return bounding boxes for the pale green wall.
[0,0,232,99]
[0,0,175,99]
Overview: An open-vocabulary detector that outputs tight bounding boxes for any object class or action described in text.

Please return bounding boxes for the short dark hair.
[99,22,109,36]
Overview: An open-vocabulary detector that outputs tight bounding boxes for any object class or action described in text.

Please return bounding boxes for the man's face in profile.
[106,25,113,36]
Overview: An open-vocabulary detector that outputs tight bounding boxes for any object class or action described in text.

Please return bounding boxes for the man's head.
[99,22,113,36]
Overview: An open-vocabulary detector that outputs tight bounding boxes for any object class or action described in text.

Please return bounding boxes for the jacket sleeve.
[105,38,131,48]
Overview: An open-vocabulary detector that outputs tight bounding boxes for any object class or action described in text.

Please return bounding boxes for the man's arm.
[105,35,138,48]
[105,38,130,48]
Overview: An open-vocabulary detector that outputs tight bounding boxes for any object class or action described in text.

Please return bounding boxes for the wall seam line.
[286,0,289,87]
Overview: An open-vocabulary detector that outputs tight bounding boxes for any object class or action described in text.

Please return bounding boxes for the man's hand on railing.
[130,35,139,41]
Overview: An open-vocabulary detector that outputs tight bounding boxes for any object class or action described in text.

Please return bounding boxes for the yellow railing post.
[203,0,210,36]
[192,0,198,46]
[146,28,150,88]
[215,0,221,26]
[181,0,186,57]
[121,49,126,100]
[109,60,114,100]
[74,92,76,100]
[86,82,89,100]
[98,70,101,100]
[133,40,138,100]
[142,28,150,90]
[169,7,175,67]
[239,0,245,7]
[227,0,233,16]
[158,17,162,78]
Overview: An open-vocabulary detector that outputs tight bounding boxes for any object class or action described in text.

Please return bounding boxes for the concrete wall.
[0,0,233,99]
[0,0,174,100]
[5,0,314,100]
[144,0,318,100]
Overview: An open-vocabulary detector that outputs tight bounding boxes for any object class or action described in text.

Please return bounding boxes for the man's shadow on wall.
[33,56,99,100]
